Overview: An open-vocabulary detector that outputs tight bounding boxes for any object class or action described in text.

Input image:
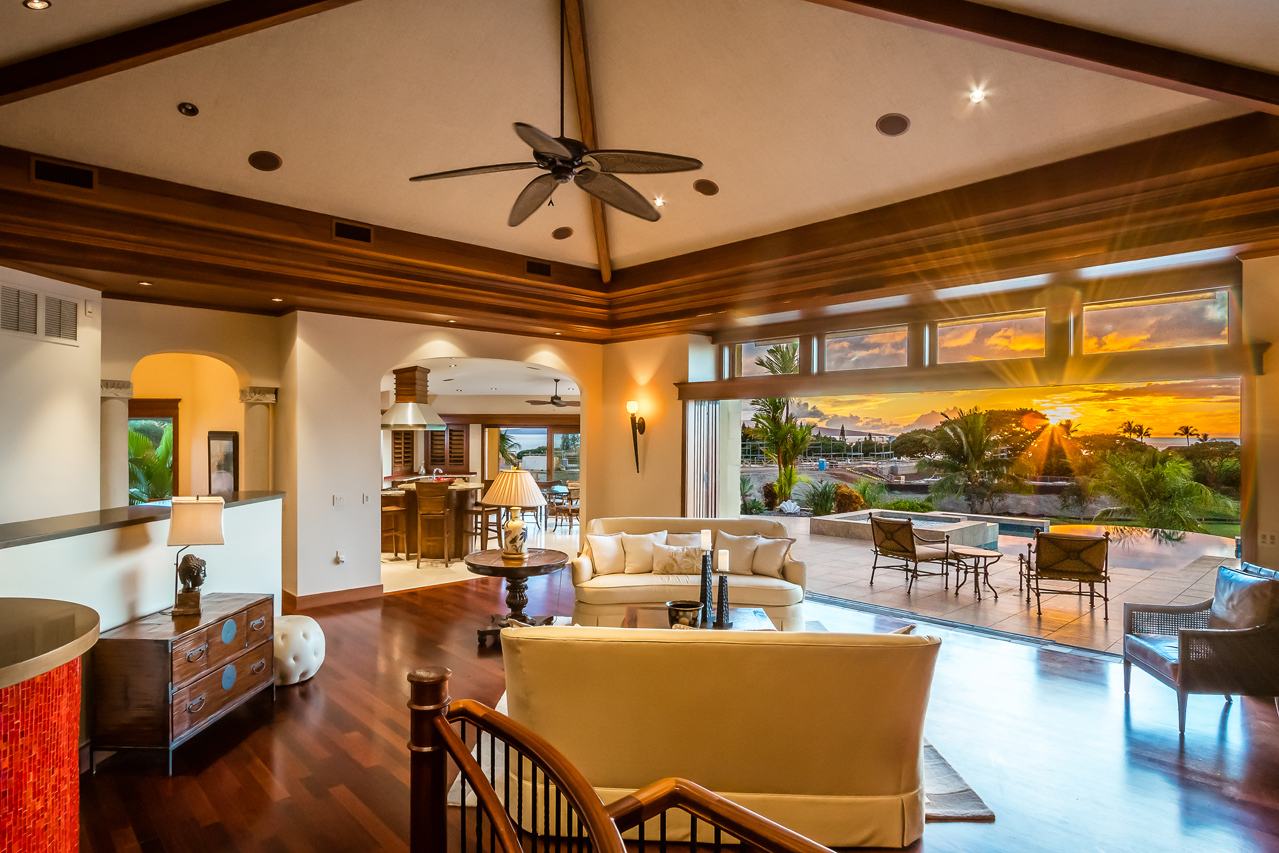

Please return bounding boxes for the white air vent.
[44,296,78,342]
[1,286,38,335]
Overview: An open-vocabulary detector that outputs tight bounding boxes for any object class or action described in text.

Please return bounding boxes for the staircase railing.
[407,667,834,853]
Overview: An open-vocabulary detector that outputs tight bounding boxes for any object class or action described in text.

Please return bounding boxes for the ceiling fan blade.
[514,123,572,159]
[409,162,539,182]
[575,170,659,221]
[552,399,567,408]
[509,173,560,227]
[526,400,555,405]
[563,401,581,407]
[586,150,703,174]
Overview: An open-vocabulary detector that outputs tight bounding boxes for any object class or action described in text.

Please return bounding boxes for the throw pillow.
[586,533,625,576]
[1209,566,1276,629]
[622,531,669,573]
[714,530,761,575]
[666,532,703,547]
[752,537,796,578]
[652,544,702,575]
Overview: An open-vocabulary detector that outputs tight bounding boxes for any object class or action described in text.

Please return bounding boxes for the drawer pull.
[250,617,267,631]
[186,695,206,714]
[185,644,209,663]
[250,660,267,675]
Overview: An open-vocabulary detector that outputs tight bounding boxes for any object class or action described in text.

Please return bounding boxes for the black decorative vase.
[700,552,713,627]
[714,573,732,629]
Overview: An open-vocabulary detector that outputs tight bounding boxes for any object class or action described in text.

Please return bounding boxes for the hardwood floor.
[82,574,1279,852]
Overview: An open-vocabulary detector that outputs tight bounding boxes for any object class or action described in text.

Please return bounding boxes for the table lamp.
[481,469,546,560]
[167,496,225,617]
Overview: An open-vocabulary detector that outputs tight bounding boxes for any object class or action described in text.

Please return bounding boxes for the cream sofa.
[502,626,941,848]
[571,517,807,630]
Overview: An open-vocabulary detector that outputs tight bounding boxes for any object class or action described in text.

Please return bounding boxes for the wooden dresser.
[91,593,275,774]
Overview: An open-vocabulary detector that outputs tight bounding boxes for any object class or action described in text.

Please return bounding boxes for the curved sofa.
[570,517,807,630]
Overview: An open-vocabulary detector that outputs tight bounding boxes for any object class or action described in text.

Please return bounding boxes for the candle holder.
[699,551,713,627]
[714,572,732,629]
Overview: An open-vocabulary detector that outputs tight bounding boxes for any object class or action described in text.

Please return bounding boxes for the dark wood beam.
[0,0,363,107]
[564,0,613,284]
[802,0,1279,115]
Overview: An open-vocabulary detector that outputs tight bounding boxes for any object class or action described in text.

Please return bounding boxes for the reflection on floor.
[776,516,1239,654]
[380,521,582,595]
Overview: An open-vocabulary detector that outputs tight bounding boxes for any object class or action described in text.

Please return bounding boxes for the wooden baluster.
[460,721,468,853]
[490,733,497,853]
[407,667,451,853]
[638,816,645,853]
[691,815,698,853]
[659,812,667,853]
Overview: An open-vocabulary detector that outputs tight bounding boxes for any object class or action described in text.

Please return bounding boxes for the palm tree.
[1119,420,1137,438]
[1174,425,1200,446]
[748,406,814,501]
[128,424,174,504]
[1132,424,1153,443]
[754,342,800,377]
[498,431,519,467]
[1093,448,1237,533]
[1197,432,1212,444]
[919,408,1012,513]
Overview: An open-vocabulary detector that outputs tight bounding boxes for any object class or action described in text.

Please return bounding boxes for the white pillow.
[652,544,702,575]
[714,530,761,575]
[587,533,625,576]
[622,531,668,573]
[752,538,795,579]
[666,532,703,547]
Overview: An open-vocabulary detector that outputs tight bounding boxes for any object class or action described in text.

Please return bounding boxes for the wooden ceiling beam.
[0,0,364,107]
[802,0,1279,115]
[563,0,613,284]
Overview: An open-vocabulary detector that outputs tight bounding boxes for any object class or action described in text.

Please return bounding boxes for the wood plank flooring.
[81,574,1279,852]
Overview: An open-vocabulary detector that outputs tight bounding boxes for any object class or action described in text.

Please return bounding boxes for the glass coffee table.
[622,605,777,631]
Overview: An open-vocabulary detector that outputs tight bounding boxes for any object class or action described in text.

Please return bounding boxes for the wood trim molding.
[282,584,383,613]
[0,0,367,107]
[440,413,581,428]
[564,0,612,284]
[802,0,1279,115]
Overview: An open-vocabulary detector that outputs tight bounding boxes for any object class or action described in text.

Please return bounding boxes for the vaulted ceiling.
[1,0,1278,338]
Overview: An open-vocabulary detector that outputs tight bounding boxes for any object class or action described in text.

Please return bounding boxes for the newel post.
[408,666,451,853]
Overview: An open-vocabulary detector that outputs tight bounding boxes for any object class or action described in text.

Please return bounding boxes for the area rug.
[447,695,993,823]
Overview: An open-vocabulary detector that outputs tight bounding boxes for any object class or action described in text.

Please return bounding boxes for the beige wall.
[131,353,245,496]
[1243,256,1279,565]
[0,267,101,524]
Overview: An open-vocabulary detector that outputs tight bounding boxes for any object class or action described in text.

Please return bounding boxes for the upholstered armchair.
[1124,565,1279,735]
[1020,530,1110,619]
[869,515,950,593]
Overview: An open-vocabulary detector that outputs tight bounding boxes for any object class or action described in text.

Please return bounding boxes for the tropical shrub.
[742,498,767,515]
[850,478,888,509]
[882,498,934,512]
[128,423,174,505]
[920,408,1012,514]
[1092,448,1238,533]
[834,484,865,514]
[799,480,839,517]
[739,475,756,513]
[762,481,779,510]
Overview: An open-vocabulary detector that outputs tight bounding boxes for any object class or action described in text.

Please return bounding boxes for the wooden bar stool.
[381,505,407,559]
[414,481,454,567]
[464,503,502,552]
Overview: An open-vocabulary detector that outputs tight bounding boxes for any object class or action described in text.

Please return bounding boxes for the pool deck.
[779,516,1239,654]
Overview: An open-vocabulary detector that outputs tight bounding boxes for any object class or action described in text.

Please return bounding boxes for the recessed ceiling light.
[875,113,910,137]
[177,102,199,117]
[969,88,986,104]
[555,332,562,336]
[448,319,457,323]
[248,151,282,171]
[490,387,498,391]
[23,0,51,10]
[271,298,283,302]
[653,196,665,207]
[693,179,718,196]
[139,281,153,287]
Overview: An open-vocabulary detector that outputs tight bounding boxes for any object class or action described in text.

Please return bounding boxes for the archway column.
[100,380,133,508]
[240,386,277,492]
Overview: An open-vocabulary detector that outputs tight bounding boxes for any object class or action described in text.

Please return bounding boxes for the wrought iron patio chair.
[1020,530,1110,619]
[869,515,951,594]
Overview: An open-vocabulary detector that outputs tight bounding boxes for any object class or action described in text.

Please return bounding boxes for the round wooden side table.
[0,598,100,851]
[463,548,569,647]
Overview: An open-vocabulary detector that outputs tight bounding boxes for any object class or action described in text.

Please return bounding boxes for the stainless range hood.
[381,366,446,431]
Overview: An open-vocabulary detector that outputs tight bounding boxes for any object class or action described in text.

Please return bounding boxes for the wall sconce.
[627,400,645,473]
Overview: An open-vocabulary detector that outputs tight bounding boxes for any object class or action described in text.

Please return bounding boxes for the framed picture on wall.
[208,431,239,495]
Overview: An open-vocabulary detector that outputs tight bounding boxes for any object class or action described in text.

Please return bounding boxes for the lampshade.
[167,496,226,546]
[482,469,546,508]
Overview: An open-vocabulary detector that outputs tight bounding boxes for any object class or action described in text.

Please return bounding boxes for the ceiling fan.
[526,379,580,408]
[409,4,703,226]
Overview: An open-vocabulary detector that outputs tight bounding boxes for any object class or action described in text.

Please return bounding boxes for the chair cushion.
[622,531,668,574]
[1209,566,1276,629]
[587,533,625,576]
[652,544,702,575]
[914,546,950,562]
[576,573,803,606]
[715,530,761,574]
[1124,633,1179,682]
[752,537,795,578]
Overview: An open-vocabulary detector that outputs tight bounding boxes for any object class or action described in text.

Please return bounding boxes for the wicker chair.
[1020,530,1110,619]
[1124,564,1279,735]
[869,515,951,594]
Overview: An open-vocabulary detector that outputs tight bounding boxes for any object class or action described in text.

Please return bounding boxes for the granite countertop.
[0,491,286,551]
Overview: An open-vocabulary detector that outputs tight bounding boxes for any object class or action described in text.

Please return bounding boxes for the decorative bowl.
[666,600,703,628]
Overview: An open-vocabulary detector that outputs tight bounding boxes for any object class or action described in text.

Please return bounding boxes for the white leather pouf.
[274,614,325,685]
